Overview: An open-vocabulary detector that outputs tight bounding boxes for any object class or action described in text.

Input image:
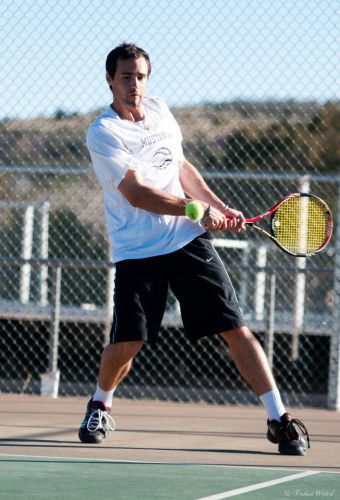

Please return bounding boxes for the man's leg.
[220,326,310,455]
[98,340,144,390]
[79,255,168,444]
[220,326,276,395]
[78,340,143,444]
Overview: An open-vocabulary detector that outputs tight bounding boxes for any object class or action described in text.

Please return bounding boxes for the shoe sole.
[267,430,307,455]
[78,430,106,444]
[279,447,306,456]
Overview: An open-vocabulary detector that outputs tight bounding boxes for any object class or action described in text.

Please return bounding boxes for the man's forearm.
[122,181,209,216]
[179,159,227,212]
[130,184,186,214]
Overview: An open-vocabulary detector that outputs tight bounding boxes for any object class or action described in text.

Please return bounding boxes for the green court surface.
[0,455,339,500]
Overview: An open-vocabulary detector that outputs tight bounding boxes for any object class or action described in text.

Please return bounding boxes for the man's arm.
[118,162,245,232]
[179,159,227,212]
[118,168,201,215]
[179,159,246,232]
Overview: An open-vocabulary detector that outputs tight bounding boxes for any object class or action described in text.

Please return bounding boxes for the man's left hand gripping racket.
[245,193,333,257]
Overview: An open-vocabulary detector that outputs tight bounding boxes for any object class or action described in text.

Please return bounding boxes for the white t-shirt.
[87,96,205,263]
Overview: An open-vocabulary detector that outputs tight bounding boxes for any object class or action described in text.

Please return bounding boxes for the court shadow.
[117,446,278,456]
[0,438,278,455]
[0,438,80,446]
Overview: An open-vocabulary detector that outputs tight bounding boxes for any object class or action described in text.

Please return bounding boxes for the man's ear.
[106,72,112,90]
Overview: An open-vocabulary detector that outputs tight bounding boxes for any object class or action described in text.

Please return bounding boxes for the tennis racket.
[245,193,333,257]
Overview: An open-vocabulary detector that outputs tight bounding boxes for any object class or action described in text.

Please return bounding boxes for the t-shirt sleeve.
[86,123,137,188]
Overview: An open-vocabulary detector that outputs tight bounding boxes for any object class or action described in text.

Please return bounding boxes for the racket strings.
[272,197,328,255]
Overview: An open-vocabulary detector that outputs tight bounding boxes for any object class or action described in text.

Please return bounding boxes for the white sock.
[92,383,115,408]
[259,388,286,421]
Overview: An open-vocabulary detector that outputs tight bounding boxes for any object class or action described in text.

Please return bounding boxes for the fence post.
[291,176,310,360]
[255,245,267,321]
[38,201,50,306]
[20,205,34,303]
[239,245,250,311]
[327,189,340,410]
[40,265,61,398]
[104,265,115,344]
[291,257,306,360]
[266,272,276,370]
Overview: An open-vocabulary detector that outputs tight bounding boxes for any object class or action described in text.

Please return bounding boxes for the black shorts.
[110,234,246,344]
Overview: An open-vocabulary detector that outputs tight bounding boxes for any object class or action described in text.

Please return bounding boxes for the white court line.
[194,471,319,500]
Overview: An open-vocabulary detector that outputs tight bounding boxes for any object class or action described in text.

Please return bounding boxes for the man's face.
[107,56,149,110]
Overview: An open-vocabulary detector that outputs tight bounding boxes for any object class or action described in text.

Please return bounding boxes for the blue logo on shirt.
[152,147,173,170]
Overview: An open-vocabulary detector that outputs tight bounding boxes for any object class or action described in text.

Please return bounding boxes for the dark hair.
[106,43,151,78]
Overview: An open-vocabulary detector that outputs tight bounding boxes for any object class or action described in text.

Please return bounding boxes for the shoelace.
[286,418,310,449]
[87,408,116,434]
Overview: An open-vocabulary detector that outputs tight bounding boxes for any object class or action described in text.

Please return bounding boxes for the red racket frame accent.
[245,193,300,224]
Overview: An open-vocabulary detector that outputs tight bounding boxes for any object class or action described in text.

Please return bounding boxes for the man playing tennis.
[78,43,309,455]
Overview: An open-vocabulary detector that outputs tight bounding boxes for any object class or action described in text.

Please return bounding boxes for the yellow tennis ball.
[185,201,204,221]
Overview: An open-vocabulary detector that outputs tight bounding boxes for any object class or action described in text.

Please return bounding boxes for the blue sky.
[1,0,338,119]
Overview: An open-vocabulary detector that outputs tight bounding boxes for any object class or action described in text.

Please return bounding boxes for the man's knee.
[219,326,254,346]
[105,340,144,362]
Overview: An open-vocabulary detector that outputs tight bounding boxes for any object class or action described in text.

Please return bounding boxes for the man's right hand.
[202,206,246,233]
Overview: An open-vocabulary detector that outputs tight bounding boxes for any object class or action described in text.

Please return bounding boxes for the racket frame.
[245,192,333,257]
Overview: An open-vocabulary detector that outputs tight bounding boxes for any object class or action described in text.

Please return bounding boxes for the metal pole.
[104,266,115,344]
[266,272,276,370]
[40,264,61,398]
[291,257,307,360]
[255,245,267,321]
[327,186,340,410]
[291,176,310,360]
[38,201,50,306]
[20,205,34,303]
[49,266,62,373]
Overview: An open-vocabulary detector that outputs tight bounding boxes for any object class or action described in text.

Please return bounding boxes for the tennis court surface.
[0,395,339,499]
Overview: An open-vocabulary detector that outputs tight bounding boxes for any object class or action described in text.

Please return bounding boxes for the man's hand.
[202,206,246,233]
[224,206,247,232]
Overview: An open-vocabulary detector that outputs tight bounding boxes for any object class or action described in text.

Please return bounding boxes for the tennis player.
[78,43,310,455]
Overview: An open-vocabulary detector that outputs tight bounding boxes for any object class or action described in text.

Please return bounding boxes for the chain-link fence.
[0,1,339,408]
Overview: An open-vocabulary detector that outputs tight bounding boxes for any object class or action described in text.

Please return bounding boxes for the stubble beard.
[125,94,143,109]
